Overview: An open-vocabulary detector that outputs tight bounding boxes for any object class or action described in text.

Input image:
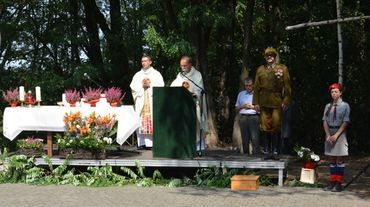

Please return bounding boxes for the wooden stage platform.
[34,147,288,186]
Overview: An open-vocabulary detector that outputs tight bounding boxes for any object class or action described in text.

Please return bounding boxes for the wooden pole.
[285,15,370,31]
[47,132,53,157]
[336,0,344,85]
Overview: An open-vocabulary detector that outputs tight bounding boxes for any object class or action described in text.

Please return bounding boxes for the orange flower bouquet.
[57,112,116,151]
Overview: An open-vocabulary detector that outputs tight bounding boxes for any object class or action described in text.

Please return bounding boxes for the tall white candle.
[19,86,25,101]
[62,93,66,105]
[35,86,41,101]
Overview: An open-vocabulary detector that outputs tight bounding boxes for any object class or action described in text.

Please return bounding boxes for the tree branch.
[286,15,370,30]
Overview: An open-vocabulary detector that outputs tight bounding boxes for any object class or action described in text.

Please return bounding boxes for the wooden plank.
[47,132,52,157]
[34,158,287,168]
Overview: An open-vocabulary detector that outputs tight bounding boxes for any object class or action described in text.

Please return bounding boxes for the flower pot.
[68,102,77,107]
[84,99,99,107]
[109,102,119,107]
[17,148,44,157]
[303,161,316,169]
[10,101,18,107]
[59,148,106,159]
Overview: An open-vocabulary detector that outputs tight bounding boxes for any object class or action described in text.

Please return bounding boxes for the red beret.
[328,83,342,91]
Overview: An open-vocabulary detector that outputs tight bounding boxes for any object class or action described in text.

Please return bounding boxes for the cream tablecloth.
[3,105,140,145]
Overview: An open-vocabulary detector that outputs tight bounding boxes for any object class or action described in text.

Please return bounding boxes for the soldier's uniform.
[253,47,291,159]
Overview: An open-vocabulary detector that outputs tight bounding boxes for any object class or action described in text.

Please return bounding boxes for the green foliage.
[121,161,167,187]
[0,152,279,188]
[25,167,45,184]
[82,165,128,187]
[16,137,44,150]
[0,154,35,183]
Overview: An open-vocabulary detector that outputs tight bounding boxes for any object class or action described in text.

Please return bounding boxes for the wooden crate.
[231,175,260,191]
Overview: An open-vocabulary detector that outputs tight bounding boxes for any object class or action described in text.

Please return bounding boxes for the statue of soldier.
[253,47,291,160]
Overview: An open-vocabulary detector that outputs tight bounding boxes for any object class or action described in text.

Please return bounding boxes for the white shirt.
[235,90,257,115]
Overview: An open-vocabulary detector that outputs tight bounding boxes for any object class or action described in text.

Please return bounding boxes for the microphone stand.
[180,72,206,157]
[180,72,206,95]
[84,73,102,88]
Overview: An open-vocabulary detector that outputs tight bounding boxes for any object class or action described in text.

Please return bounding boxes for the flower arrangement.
[57,112,116,151]
[17,136,44,151]
[294,146,320,163]
[82,87,103,101]
[65,89,81,104]
[2,88,19,105]
[105,87,125,104]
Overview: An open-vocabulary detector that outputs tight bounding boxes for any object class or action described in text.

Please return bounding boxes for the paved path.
[0,184,368,207]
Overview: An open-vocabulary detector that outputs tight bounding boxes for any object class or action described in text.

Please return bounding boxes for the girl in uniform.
[322,83,350,192]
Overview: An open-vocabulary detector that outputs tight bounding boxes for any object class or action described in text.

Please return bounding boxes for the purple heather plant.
[104,87,125,103]
[2,88,20,103]
[65,89,81,103]
[83,87,103,101]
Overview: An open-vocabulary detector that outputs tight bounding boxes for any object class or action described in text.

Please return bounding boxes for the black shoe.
[331,182,342,192]
[263,153,272,160]
[137,145,145,150]
[145,146,152,150]
[323,182,336,191]
[272,154,280,160]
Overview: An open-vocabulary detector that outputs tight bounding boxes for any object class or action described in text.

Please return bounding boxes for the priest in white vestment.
[170,56,208,151]
[130,55,164,149]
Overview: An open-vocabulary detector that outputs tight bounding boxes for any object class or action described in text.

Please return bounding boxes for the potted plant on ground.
[105,87,125,107]
[294,146,320,169]
[64,89,81,107]
[82,87,103,107]
[2,88,20,107]
[16,136,44,157]
[57,111,116,159]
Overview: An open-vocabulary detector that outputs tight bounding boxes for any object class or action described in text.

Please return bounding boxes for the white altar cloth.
[3,105,140,145]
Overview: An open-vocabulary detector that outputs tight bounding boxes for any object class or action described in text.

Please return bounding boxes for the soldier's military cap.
[264,47,278,57]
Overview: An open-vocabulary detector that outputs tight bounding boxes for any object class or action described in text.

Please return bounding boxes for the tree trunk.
[360,0,370,62]
[214,0,239,146]
[336,0,344,85]
[108,0,130,89]
[232,0,255,152]
[81,0,131,98]
[69,0,81,67]
[188,0,218,147]
[163,0,180,34]
[263,0,283,46]
[81,0,105,80]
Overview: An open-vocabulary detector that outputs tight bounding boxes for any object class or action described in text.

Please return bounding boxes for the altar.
[2,105,140,156]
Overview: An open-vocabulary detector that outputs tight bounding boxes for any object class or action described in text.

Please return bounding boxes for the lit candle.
[19,86,25,102]
[35,86,41,101]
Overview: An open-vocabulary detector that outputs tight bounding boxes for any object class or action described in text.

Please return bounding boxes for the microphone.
[83,73,102,87]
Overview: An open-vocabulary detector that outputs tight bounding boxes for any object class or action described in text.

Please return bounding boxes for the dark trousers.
[263,133,279,154]
[239,114,260,154]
